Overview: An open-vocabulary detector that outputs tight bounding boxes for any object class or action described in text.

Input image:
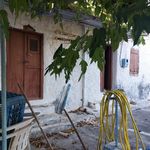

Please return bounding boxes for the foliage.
[0,9,9,38]
[1,0,150,82]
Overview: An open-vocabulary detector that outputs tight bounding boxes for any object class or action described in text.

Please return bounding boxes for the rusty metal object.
[64,109,87,150]
[17,83,53,150]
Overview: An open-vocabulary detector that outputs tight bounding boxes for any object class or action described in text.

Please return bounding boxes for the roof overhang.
[43,9,102,29]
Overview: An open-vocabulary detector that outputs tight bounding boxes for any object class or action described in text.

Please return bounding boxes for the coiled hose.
[97,90,145,150]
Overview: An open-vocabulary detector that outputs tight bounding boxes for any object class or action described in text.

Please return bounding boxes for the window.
[130,47,139,75]
[30,38,39,52]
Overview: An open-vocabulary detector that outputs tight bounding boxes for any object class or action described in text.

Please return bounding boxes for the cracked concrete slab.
[30,107,99,138]
[30,106,150,150]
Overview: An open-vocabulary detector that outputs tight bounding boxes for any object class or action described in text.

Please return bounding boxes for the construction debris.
[87,102,96,109]
[77,118,98,127]
[59,131,70,138]
[69,107,87,114]
[130,100,137,105]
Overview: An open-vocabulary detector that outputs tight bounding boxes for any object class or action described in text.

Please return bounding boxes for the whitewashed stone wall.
[0,12,102,113]
[2,12,150,113]
[116,37,150,101]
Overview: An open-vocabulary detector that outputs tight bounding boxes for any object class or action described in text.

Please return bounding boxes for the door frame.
[7,27,44,100]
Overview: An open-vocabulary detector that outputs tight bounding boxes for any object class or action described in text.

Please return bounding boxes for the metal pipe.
[81,55,85,107]
[115,100,119,147]
[108,96,119,147]
[64,109,87,150]
[17,83,53,150]
[0,0,7,148]
[81,25,87,107]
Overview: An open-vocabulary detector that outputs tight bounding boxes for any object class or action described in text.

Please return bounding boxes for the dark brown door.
[104,45,112,90]
[7,28,43,100]
[100,45,112,91]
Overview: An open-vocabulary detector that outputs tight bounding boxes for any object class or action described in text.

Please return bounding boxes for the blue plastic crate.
[0,92,26,149]
[0,92,26,127]
[146,145,150,150]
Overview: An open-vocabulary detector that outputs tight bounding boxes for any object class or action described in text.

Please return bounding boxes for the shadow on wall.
[138,82,150,100]
[117,81,150,101]
[126,85,139,101]
[116,84,134,99]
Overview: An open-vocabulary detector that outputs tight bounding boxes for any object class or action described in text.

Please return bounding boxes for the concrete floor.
[30,107,150,150]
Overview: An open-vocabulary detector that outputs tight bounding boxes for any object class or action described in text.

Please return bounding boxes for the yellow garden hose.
[97,90,145,150]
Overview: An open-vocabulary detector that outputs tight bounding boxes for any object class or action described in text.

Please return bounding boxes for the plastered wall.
[0,12,102,113]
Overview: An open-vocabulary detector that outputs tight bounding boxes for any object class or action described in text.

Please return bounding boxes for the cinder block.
[104,142,122,150]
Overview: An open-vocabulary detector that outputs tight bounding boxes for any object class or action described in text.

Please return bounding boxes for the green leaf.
[78,59,88,81]
[69,36,81,50]
[109,25,122,51]
[0,10,9,38]
[9,0,15,13]
[95,6,101,16]
[53,44,63,59]
[132,15,150,45]
[137,36,145,45]
[89,28,106,57]
[83,36,92,52]
[90,46,105,70]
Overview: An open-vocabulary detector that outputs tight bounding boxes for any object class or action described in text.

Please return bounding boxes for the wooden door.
[104,45,112,90]
[24,33,43,99]
[7,28,43,100]
[100,45,112,91]
[7,29,24,93]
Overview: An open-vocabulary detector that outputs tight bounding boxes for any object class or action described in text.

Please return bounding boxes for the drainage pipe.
[81,25,87,107]
[81,52,85,107]
[0,1,7,149]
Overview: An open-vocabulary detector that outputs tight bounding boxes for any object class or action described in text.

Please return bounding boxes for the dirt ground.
[30,107,150,150]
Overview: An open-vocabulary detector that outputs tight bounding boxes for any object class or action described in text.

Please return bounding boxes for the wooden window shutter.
[130,48,139,75]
